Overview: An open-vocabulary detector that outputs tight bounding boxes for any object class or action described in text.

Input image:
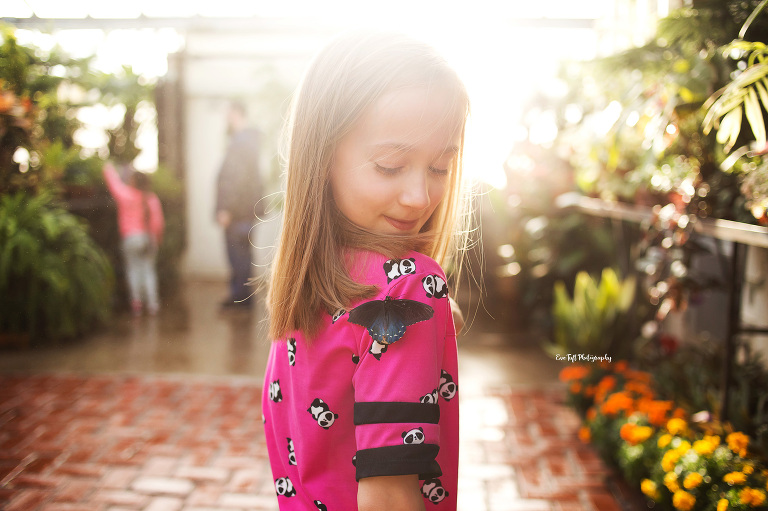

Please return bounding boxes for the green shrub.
[547,267,638,359]
[0,192,114,341]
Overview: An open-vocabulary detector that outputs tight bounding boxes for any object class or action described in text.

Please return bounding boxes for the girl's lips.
[384,216,419,231]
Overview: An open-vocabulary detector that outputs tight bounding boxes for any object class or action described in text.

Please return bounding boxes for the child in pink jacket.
[103,163,165,316]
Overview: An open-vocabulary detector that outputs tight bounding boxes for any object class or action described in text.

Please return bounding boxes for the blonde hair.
[267,31,471,341]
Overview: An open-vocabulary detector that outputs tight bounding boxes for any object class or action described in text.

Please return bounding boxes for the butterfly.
[348,296,434,345]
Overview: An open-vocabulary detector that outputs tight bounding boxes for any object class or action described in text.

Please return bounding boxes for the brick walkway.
[0,374,626,511]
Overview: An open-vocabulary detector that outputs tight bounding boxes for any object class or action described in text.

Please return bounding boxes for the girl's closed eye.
[374,162,404,174]
[429,166,449,176]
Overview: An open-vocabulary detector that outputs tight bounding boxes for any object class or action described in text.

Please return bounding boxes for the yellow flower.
[693,435,720,455]
[717,498,729,511]
[659,434,673,448]
[665,472,681,492]
[641,479,660,500]
[739,488,766,507]
[684,472,703,490]
[727,432,749,457]
[724,472,747,485]
[673,490,696,511]
[663,450,682,472]
[676,441,692,455]
[667,418,687,435]
[743,465,754,475]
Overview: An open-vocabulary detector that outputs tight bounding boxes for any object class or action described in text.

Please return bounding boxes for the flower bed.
[561,362,768,511]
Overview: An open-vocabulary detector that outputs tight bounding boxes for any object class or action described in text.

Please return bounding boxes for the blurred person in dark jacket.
[215,100,263,309]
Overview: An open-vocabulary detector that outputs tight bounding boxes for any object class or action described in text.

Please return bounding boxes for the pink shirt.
[263,250,459,509]
[103,165,164,243]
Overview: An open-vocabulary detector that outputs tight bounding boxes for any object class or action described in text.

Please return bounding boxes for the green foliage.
[0,192,114,341]
[641,338,768,457]
[547,268,637,358]
[488,142,622,328]
[704,39,768,153]
[0,24,154,192]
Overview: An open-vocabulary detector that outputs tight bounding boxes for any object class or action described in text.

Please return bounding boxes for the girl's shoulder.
[350,250,445,290]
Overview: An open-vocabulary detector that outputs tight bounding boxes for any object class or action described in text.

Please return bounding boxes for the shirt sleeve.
[102,164,132,202]
[350,264,452,481]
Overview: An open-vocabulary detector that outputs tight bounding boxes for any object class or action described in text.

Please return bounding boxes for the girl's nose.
[399,169,431,210]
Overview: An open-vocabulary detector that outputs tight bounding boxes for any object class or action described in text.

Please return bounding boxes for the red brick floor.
[0,374,628,511]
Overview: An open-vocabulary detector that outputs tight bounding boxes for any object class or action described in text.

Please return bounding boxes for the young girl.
[103,162,165,316]
[263,31,471,510]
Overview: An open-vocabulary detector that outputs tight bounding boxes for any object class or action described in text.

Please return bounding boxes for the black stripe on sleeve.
[354,402,439,425]
[355,444,441,481]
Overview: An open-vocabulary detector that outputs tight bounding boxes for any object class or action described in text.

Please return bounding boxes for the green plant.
[0,192,114,341]
[547,267,637,359]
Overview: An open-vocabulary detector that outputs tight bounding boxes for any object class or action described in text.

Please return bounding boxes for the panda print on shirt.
[269,380,283,402]
[368,341,388,360]
[275,476,296,497]
[287,437,296,465]
[314,501,328,511]
[383,257,416,283]
[422,274,449,299]
[422,478,449,504]
[332,308,346,323]
[402,427,425,445]
[439,370,457,401]
[420,389,438,404]
[307,398,338,429]
[287,338,297,366]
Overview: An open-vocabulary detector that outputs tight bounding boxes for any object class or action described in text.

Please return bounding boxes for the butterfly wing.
[384,298,434,327]
[348,297,434,345]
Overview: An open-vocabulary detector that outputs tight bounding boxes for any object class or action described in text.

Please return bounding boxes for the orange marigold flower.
[559,365,590,382]
[739,488,766,507]
[724,472,747,485]
[717,498,729,511]
[673,408,687,419]
[658,434,672,448]
[662,450,682,472]
[743,465,754,475]
[578,426,591,443]
[667,418,687,435]
[595,375,617,399]
[584,385,596,398]
[625,369,652,384]
[641,479,660,500]
[614,360,629,372]
[586,407,597,421]
[665,472,681,492]
[625,381,653,399]
[620,423,653,446]
[642,400,674,427]
[673,490,696,511]
[570,382,582,394]
[727,432,749,458]
[683,472,703,489]
[600,391,634,417]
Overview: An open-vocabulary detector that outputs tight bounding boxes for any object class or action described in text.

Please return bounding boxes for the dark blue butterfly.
[348,296,434,345]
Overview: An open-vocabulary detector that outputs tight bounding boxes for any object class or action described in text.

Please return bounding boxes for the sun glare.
[5,0,606,186]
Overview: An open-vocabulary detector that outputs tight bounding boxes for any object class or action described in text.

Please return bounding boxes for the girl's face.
[329,86,463,236]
